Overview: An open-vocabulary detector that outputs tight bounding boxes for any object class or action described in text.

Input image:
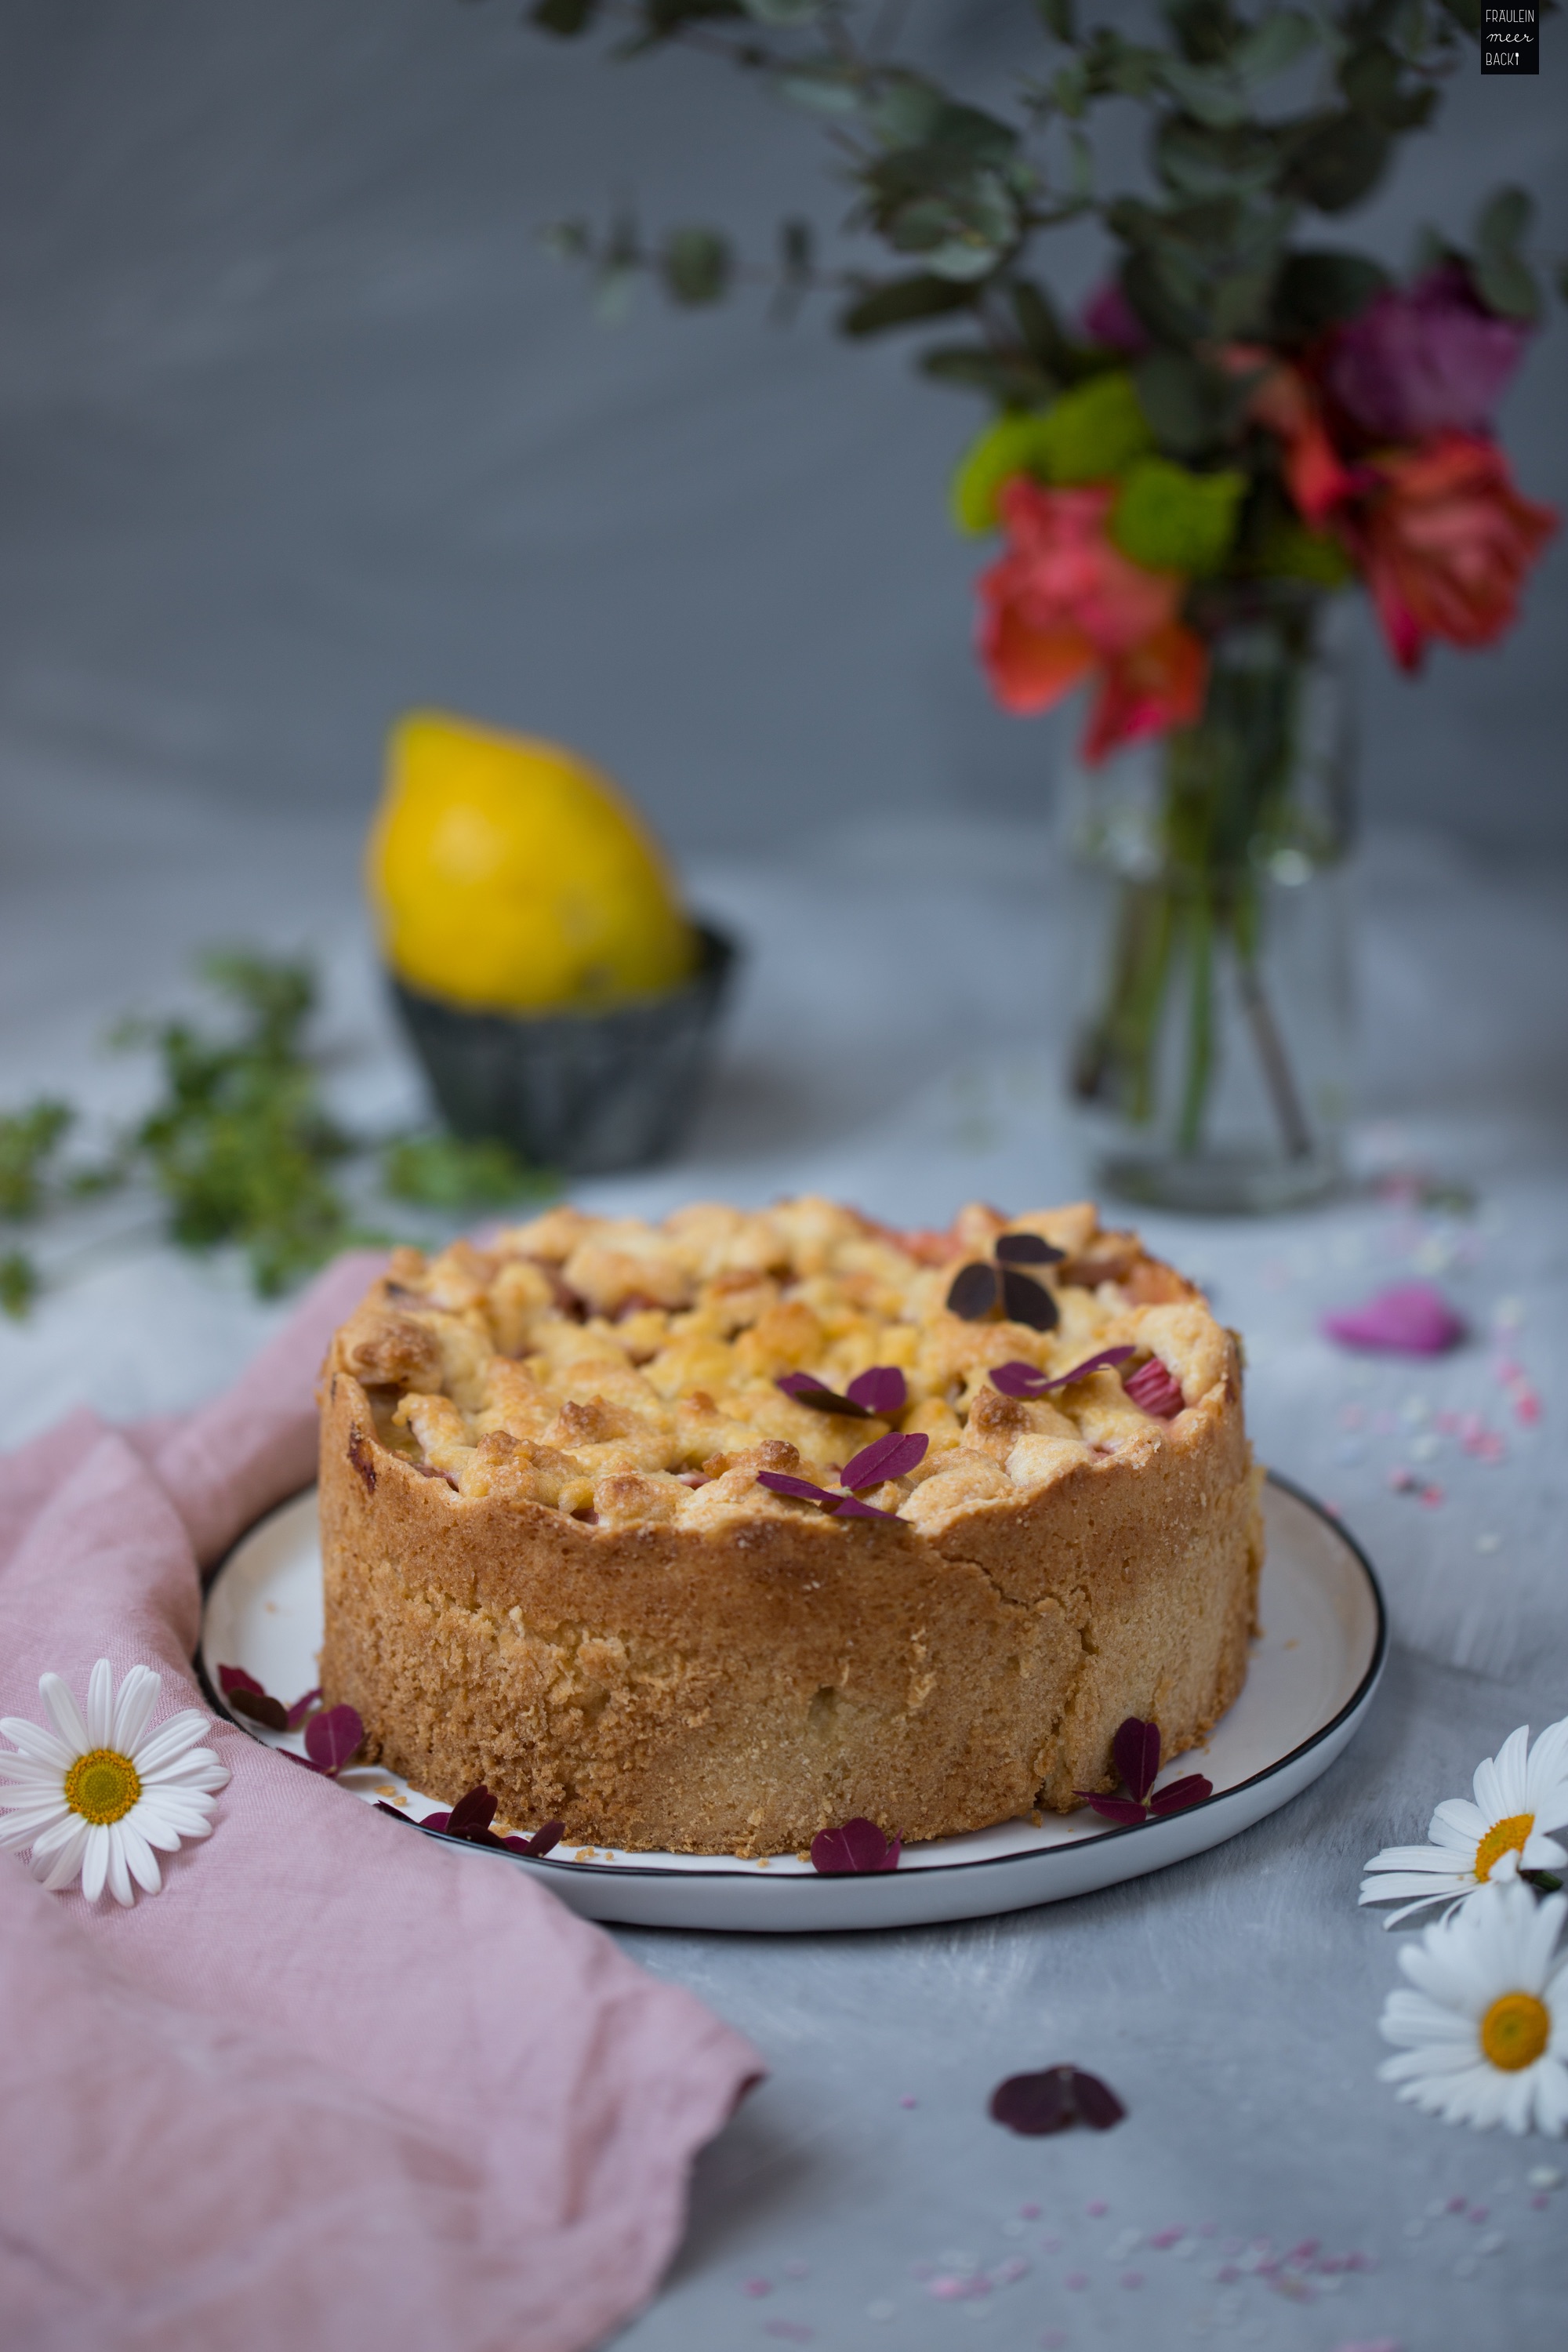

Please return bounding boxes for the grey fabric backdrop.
[0,0,1563,862]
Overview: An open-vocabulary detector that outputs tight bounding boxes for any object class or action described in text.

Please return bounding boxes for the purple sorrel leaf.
[1114,1717,1161,1806]
[445,1786,499,1839]
[1000,1267,1058,1331]
[840,1431,928,1491]
[228,1687,289,1732]
[831,1494,902,1521]
[1123,1357,1185,1419]
[1049,1344,1135,1386]
[524,1820,564,1857]
[989,2067,1076,2136]
[285,1687,323,1730]
[989,1346,1137,1401]
[845,1365,907,1414]
[217,1664,266,1698]
[421,1810,451,1831]
[810,1818,901,1874]
[303,1704,364,1776]
[775,1372,875,1419]
[1069,2068,1127,2130]
[995,1233,1065,1266]
[1149,1773,1213,1815]
[1074,1793,1149,1825]
[947,1261,999,1320]
[1321,1283,1466,1357]
[757,1470,837,1508]
[374,1800,426,1831]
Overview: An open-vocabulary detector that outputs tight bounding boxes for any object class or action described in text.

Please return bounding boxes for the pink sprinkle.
[898,2096,918,2108]
[1434,1410,1460,1433]
[1495,1358,1523,1384]
[1120,2269,1144,2288]
[1388,1467,1419,1493]
[1086,2199,1108,2218]
[928,2275,992,2303]
[1150,2227,1185,2249]
[1217,2265,1241,2284]
[1064,2271,1089,2291]
[1329,2341,1403,2352]
[1040,2234,1062,2253]
[782,2261,809,2278]
[1018,2203,1040,2220]
[743,2278,772,2297]
[1287,2238,1320,2261]
[1198,2222,1218,2238]
[997,2257,1031,2283]
[1515,1389,1541,1425]
[1446,2195,1467,2213]
[1042,2333,1069,2351]
[1468,2205,1489,2223]
[1338,1403,1366,1429]
[1533,2194,1550,2210]
[1418,1483,1445,1508]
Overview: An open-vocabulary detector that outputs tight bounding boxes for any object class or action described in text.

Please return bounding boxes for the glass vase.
[1062,586,1354,1215]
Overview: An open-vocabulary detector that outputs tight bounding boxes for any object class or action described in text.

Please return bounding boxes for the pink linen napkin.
[0,1254,762,2352]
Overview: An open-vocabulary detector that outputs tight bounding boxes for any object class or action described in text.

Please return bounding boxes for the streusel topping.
[328,1196,1230,1532]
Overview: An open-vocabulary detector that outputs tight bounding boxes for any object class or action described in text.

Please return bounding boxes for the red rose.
[1353,434,1558,673]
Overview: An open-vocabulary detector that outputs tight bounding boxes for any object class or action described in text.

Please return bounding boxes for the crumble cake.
[318,1197,1262,1856]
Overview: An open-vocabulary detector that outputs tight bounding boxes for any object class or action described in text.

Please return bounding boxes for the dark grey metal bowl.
[390,921,739,1177]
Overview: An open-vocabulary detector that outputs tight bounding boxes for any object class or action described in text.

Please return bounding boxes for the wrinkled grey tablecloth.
[2,782,1566,2351]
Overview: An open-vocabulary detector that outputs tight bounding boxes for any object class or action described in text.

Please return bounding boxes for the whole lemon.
[368,712,697,1012]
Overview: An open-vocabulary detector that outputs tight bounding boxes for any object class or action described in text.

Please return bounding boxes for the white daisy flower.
[0,1658,229,1906]
[1359,1720,1568,1927]
[1378,1877,1568,2136]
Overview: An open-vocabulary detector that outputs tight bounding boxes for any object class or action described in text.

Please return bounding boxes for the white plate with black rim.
[200,1474,1385,1933]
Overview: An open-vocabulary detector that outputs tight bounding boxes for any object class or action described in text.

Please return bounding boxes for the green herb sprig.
[0,952,557,1317]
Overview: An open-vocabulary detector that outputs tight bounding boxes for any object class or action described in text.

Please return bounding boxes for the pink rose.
[978,479,1207,762]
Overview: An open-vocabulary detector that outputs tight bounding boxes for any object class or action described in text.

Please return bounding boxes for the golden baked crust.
[318,1197,1262,1855]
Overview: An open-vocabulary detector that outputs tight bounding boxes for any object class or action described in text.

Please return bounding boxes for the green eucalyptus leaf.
[0,1250,38,1320]
[1051,58,1089,117]
[868,74,948,147]
[1158,57,1249,126]
[532,0,601,33]
[1473,247,1541,324]
[662,227,732,305]
[1120,248,1205,343]
[1233,10,1316,81]
[639,0,744,32]
[778,61,863,114]
[1210,263,1276,338]
[1110,458,1245,575]
[1036,0,1078,39]
[1271,248,1388,341]
[1011,279,1076,377]
[1154,116,1283,199]
[1163,0,1241,66]
[1133,348,1228,458]
[1476,185,1534,258]
[1286,111,1390,212]
[839,273,978,335]
[919,344,1054,404]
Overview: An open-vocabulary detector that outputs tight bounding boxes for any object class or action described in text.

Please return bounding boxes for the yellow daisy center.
[63,1748,142,1826]
[1475,1812,1534,1882]
[1480,1991,1552,2074]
